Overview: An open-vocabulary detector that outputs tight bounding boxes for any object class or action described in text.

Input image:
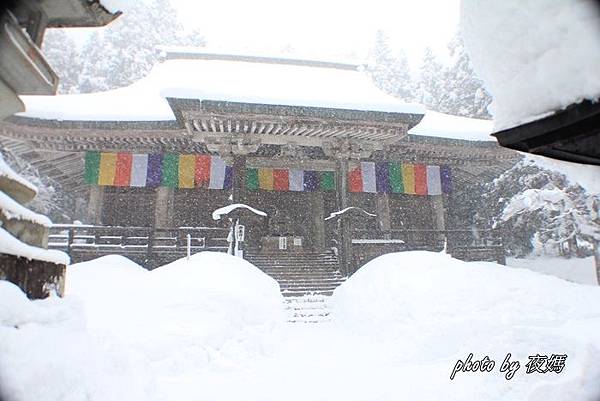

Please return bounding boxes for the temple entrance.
[243,191,335,252]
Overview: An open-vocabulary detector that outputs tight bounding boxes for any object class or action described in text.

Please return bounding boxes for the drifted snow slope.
[332,251,600,400]
[3,251,600,401]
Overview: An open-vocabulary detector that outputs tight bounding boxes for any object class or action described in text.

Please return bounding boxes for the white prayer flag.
[289,169,304,191]
[361,162,376,193]
[130,154,148,187]
[209,156,226,189]
[426,165,442,195]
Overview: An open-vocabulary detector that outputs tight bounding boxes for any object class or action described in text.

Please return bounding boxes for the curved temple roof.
[18,50,425,122]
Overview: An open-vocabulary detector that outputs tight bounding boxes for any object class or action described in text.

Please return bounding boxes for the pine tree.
[43,0,206,93]
[42,30,83,94]
[441,35,492,119]
[477,159,600,257]
[415,47,447,112]
[366,30,415,102]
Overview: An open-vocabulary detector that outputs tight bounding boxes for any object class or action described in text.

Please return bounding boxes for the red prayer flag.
[273,169,290,191]
[348,166,363,192]
[114,153,132,187]
[195,155,211,187]
[414,164,428,195]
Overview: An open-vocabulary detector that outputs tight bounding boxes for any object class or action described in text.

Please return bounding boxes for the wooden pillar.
[155,187,174,228]
[431,195,446,230]
[376,193,391,238]
[311,192,326,249]
[87,186,104,225]
[232,155,246,204]
[336,158,351,276]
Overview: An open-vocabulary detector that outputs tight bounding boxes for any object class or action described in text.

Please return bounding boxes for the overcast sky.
[169,0,461,66]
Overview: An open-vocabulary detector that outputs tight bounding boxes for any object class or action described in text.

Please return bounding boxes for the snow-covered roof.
[461,0,600,131]
[408,110,494,142]
[19,51,424,122]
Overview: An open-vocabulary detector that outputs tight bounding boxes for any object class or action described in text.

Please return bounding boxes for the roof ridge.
[161,49,361,71]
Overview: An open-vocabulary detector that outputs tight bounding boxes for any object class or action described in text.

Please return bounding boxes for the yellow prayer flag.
[98,153,117,186]
[258,168,274,190]
[402,163,415,194]
[178,154,196,188]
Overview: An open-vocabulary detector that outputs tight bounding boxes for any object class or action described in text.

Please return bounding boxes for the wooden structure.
[0,51,518,273]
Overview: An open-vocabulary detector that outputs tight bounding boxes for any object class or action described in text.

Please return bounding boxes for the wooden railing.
[351,228,503,248]
[349,228,505,268]
[48,224,230,266]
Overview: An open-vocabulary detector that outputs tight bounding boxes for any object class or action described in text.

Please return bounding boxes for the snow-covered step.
[284,295,333,323]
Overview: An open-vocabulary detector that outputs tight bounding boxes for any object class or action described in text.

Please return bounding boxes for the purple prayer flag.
[303,170,319,191]
[440,165,452,194]
[146,154,163,188]
[375,162,390,193]
[223,165,234,189]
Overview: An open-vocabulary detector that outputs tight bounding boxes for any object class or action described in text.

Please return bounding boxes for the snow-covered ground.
[2,251,600,401]
[507,256,598,286]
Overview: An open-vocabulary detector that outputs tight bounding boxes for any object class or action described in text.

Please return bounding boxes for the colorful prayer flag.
[414,164,428,195]
[389,162,403,193]
[273,169,289,191]
[246,168,259,190]
[258,168,274,190]
[402,163,415,195]
[98,153,117,186]
[178,154,195,189]
[84,151,100,185]
[161,154,179,188]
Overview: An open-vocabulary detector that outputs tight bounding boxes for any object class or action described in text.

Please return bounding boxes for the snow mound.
[332,251,600,399]
[67,252,284,373]
[461,0,600,131]
[0,280,158,401]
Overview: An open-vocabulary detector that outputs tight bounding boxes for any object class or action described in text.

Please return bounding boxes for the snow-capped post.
[325,206,377,276]
[186,233,191,261]
[212,204,267,258]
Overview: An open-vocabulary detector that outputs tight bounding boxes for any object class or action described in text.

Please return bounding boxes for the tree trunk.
[594,241,600,286]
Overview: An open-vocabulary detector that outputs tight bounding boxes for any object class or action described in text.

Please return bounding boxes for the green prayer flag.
[161,154,179,187]
[320,171,335,191]
[389,162,404,193]
[84,151,101,185]
[246,168,259,190]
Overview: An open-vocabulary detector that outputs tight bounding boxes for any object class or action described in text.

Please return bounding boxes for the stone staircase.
[244,250,346,323]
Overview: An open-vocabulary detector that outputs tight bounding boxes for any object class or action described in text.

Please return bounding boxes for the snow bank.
[66,252,284,373]
[332,251,600,399]
[461,0,600,131]
[408,110,494,141]
[0,280,158,401]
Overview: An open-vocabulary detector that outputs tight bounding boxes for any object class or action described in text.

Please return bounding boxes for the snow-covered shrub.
[478,159,600,257]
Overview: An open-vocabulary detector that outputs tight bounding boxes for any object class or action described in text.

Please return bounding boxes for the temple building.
[0,50,517,285]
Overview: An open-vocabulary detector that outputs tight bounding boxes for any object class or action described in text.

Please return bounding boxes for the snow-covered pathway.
[156,322,444,401]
